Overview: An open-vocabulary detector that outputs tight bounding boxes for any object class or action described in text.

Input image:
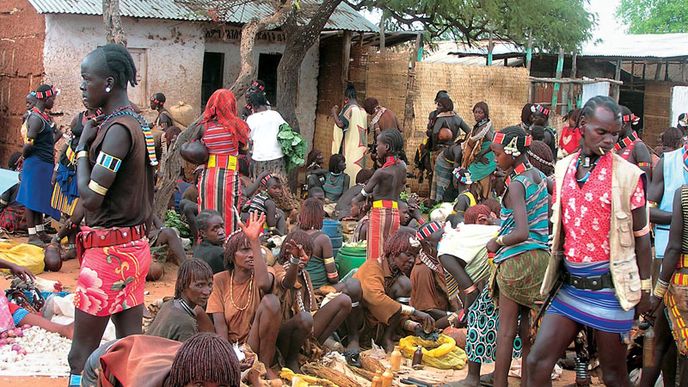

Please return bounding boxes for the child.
[241,174,286,235]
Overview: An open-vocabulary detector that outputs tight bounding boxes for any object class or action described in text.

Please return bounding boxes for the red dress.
[558,126,582,156]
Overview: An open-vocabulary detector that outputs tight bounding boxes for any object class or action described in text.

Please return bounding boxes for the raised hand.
[238,211,266,242]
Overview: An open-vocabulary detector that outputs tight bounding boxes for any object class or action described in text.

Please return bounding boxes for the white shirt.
[247,110,285,161]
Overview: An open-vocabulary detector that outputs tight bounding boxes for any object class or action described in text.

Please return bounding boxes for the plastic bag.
[399,334,468,370]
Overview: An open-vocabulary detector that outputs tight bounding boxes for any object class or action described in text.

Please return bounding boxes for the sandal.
[343,349,362,368]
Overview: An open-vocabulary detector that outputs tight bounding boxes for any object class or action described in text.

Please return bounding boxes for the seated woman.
[438,204,521,386]
[147,259,215,342]
[353,230,435,352]
[2,258,73,338]
[322,154,350,203]
[149,215,187,266]
[241,174,286,235]
[206,212,282,379]
[192,210,226,274]
[82,332,241,387]
[305,149,327,191]
[273,231,353,372]
[410,221,456,326]
[299,198,339,287]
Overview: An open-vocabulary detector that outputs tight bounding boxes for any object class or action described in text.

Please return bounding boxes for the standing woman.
[17,84,61,246]
[188,89,249,236]
[486,126,550,387]
[460,101,496,203]
[68,44,157,387]
[614,105,652,178]
[527,96,652,387]
[331,83,368,185]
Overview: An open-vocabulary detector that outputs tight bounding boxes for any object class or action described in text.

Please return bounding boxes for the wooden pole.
[683,59,687,83]
[526,32,533,73]
[665,60,669,81]
[415,32,423,62]
[551,48,564,109]
[612,59,621,102]
[569,52,577,109]
[379,14,385,52]
[487,32,493,66]
[655,62,662,80]
[341,30,352,85]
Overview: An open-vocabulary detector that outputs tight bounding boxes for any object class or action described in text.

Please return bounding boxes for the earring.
[105,86,111,93]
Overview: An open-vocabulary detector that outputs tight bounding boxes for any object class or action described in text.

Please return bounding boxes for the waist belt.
[207,154,237,170]
[563,270,614,291]
[372,200,398,209]
[76,224,147,263]
[678,254,688,269]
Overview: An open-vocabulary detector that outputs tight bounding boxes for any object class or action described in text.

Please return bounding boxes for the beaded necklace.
[229,271,254,311]
[31,107,52,122]
[575,152,601,184]
[98,105,159,166]
[505,161,532,187]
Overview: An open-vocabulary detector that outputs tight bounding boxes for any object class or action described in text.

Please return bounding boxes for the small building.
[437,33,688,148]
[0,0,377,162]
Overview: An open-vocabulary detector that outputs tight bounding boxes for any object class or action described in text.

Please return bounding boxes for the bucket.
[336,245,366,276]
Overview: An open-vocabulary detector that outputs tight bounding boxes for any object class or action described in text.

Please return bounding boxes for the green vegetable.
[164,210,191,238]
[278,123,308,172]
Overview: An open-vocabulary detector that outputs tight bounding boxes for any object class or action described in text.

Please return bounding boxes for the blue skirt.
[17,156,61,220]
[547,261,633,334]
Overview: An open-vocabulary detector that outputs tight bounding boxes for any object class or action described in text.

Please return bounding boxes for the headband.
[250,81,265,91]
[493,132,532,157]
[416,221,443,241]
[260,174,274,187]
[35,86,59,100]
[530,104,550,117]
[151,98,164,106]
[622,113,640,126]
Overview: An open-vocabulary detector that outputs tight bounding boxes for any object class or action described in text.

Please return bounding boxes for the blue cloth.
[55,162,79,201]
[12,307,30,326]
[174,181,191,212]
[655,148,688,258]
[16,156,60,220]
[547,261,634,334]
[494,171,549,264]
[0,168,19,195]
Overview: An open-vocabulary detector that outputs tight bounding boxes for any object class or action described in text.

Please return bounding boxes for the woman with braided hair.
[528,96,652,387]
[614,105,653,178]
[487,125,549,386]
[457,101,496,203]
[68,44,157,387]
[206,211,283,380]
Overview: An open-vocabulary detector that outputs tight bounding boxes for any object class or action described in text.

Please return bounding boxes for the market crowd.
[2,43,688,387]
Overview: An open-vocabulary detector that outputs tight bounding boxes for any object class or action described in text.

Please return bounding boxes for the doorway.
[258,53,282,105]
[201,52,224,108]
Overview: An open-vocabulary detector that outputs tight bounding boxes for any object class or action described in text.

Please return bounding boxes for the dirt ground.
[0,255,585,386]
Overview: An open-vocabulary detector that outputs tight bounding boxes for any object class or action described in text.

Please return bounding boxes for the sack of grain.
[168,101,195,129]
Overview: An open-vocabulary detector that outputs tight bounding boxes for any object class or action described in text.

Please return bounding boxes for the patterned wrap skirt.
[74,228,151,317]
[50,163,79,216]
[431,154,453,202]
[493,249,548,309]
[665,272,688,355]
[199,166,240,236]
[466,287,522,363]
[366,204,400,261]
[547,261,634,334]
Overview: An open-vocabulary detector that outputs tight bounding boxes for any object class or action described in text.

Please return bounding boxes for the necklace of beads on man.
[97,105,159,166]
[614,131,638,151]
[575,153,601,184]
[505,161,532,186]
[31,107,52,122]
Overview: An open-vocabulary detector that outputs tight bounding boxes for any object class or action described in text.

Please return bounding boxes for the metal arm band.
[400,304,415,316]
[76,151,89,160]
[640,279,652,291]
[633,224,650,237]
[323,257,335,265]
[88,180,109,196]
[648,201,658,208]
[463,284,479,295]
[360,187,369,197]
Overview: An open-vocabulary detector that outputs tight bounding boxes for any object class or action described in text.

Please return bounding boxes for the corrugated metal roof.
[27,0,378,32]
[443,33,688,60]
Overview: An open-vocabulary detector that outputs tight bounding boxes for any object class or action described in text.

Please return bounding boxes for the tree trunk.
[103,0,127,46]
[229,3,292,99]
[276,0,343,132]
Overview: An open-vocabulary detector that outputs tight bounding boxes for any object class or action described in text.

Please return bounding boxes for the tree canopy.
[350,0,595,52]
[616,0,688,34]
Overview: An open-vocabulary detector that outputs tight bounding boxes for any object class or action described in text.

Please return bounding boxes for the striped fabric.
[547,261,634,334]
[665,284,688,355]
[431,154,453,202]
[198,123,241,235]
[367,207,400,261]
[494,170,549,264]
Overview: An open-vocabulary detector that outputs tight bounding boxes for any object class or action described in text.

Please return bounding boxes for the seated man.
[399,197,426,231]
[353,230,434,352]
[147,259,215,342]
[410,221,456,326]
[192,210,226,274]
[149,215,187,266]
